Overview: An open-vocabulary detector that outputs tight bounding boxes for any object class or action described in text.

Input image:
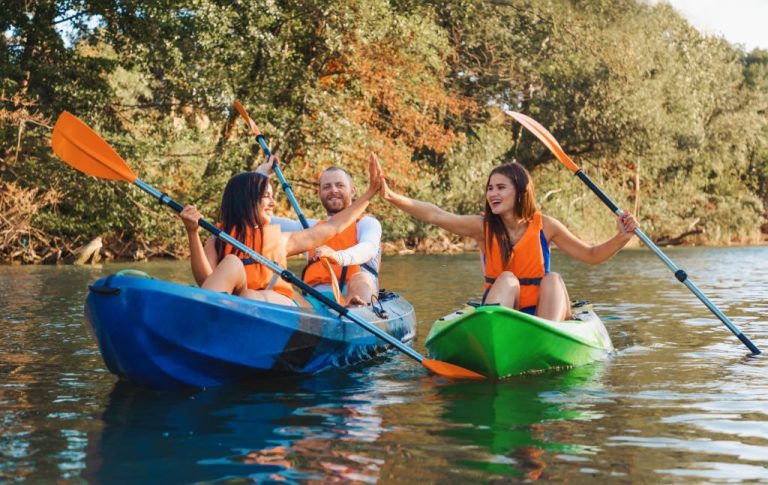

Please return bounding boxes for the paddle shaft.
[253,135,309,229]
[574,170,761,355]
[133,178,424,362]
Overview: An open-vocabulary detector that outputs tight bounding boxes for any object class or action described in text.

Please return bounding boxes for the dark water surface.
[1,248,767,483]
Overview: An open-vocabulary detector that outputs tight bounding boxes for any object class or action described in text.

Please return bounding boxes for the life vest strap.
[240,257,280,291]
[361,262,379,277]
[266,273,280,290]
[485,276,542,286]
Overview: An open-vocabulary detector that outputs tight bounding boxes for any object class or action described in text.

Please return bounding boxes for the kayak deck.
[425,304,613,379]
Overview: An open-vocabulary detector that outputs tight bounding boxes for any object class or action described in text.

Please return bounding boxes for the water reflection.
[83,370,393,483]
[2,248,768,482]
[432,364,605,480]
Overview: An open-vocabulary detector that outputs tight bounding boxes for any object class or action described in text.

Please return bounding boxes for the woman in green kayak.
[178,156,381,305]
[376,157,638,321]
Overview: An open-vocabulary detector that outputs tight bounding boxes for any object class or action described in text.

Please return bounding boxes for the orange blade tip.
[502,110,580,173]
[233,100,246,115]
[422,358,487,379]
[52,112,137,183]
[233,100,260,135]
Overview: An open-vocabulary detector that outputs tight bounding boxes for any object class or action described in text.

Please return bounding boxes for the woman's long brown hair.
[215,172,270,261]
[483,163,538,267]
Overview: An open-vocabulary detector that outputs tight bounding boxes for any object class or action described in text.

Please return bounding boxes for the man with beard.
[257,155,382,307]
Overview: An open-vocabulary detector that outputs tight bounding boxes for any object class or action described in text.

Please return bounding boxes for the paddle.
[233,100,310,229]
[51,111,485,378]
[234,100,349,303]
[321,258,347,306]
[504,110,762,356]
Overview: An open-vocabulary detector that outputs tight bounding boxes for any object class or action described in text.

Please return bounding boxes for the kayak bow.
[426,303,613,379]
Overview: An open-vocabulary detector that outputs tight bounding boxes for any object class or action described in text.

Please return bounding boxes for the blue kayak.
[85,272,416,390]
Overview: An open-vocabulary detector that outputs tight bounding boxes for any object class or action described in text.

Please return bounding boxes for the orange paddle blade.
[51,112,137,183]
[320,258,346,305]
[504,110,581,173]
[422,358,487,379]
[232,100,261,136]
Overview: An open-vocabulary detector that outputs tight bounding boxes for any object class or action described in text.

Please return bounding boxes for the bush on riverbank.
[2,0,767,264]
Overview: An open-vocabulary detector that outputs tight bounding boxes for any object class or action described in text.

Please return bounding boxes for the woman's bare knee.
[495,271,520,288]
[537,272,571,320]
[485,271,520,307]
[203,254,247,293]
[540,272,564,288]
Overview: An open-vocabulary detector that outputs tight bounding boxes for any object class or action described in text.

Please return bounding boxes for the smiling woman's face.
[486,173,517,215]
[257,183,276,225]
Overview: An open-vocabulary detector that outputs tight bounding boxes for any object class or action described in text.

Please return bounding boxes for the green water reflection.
[434,364,604,479]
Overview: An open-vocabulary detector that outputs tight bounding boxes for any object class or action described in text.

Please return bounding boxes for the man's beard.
[321,198,346,215]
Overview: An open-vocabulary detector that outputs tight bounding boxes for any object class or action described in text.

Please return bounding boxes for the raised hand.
[365,152,382,196]
[372,154,394,201]
[255,154,278,176]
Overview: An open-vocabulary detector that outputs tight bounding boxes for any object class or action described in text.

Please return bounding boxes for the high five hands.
[369,153,393,201]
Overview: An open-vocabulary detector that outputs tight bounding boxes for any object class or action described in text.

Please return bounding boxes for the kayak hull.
[425,305,613,379]
[85,274,416,390]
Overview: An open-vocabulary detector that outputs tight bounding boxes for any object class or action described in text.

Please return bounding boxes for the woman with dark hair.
[178,156,381,305]
[376,158,638,321]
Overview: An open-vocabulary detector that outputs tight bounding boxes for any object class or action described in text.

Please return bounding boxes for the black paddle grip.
[159,192,184,213]
[739,333,762,355]
[575,170,621,214]
[675,269,688,282]
[199,219,222,236]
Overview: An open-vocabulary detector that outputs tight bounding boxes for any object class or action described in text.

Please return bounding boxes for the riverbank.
[3,231,767,266]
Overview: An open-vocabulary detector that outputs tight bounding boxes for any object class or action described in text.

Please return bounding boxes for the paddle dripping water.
[0,250,767,481]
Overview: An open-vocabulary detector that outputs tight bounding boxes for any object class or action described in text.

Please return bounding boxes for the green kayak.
[425,304,613,379]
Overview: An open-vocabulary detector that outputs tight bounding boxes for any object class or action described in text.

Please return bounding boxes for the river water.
[1,247,767,483]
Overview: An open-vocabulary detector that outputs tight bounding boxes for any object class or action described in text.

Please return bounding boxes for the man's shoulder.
[359,214,381,224]
[358,215,382,230]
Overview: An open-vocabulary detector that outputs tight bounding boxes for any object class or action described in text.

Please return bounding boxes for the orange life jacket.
[220,223,294,300]
[482,211,550,310]
[302,218,366,290]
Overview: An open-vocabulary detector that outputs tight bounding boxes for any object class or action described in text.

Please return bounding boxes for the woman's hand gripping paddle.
[51,111,486,379]
[233,100,310,229]
[504,110,761,356]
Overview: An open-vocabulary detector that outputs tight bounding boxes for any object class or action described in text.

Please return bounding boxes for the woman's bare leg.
[240,289,296,306]
[536,272,572,321]
[201,254,247,294]
[483,271,520,309]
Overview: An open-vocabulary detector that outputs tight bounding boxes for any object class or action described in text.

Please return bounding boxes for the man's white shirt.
[270,215,382,274]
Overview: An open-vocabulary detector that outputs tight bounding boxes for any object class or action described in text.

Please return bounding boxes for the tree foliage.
[2,0,767,263]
